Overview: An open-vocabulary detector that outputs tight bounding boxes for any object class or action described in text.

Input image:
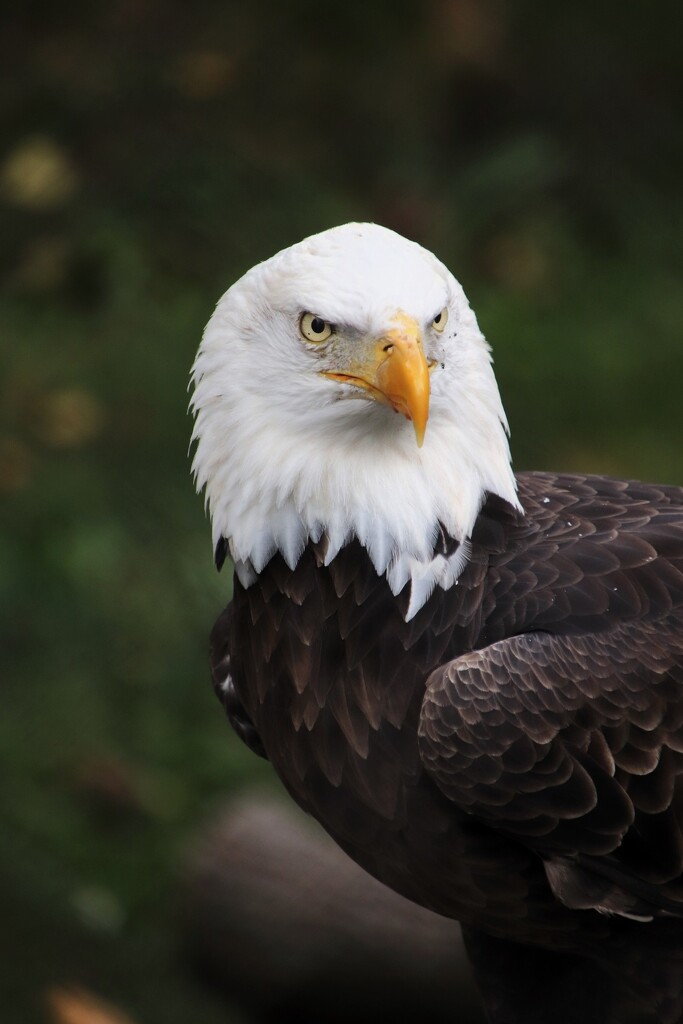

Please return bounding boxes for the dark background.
[2,2,683,1021]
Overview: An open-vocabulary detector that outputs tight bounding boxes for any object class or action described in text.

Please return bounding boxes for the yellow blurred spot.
[45,987,135,1024]
[432,0,504,69]
[0,437,33,492]
[11,236,71,292]
[484,231,549,292]
[173,51,234,99]
[36,389,104,449]
[1,135,80,209]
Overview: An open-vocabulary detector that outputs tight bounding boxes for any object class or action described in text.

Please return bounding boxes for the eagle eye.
[300,312,333,343]
[432,307,449,333]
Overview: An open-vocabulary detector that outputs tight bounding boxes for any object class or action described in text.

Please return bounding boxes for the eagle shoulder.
[419,473,683,919]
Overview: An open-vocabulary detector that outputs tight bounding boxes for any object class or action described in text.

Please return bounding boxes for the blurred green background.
[2,1,683,1021]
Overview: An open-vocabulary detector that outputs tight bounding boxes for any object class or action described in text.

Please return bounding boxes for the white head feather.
[191,223,520,619]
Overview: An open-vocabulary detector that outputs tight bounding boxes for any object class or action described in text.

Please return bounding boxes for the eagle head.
[191,223,519,617]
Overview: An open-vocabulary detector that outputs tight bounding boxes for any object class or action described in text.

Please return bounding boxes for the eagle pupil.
[434,312,442,324]
[311,317,325,334]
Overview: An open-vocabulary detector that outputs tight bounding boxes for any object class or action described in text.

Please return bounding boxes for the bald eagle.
[191,224,683,1024]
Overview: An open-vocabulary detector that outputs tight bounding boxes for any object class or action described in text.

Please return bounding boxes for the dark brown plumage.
[210,472,683,1023]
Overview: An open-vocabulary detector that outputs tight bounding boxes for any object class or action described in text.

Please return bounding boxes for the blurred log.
[180,793,484,1024]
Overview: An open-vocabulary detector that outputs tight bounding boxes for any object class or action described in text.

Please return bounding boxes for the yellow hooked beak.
[322,313,431,446]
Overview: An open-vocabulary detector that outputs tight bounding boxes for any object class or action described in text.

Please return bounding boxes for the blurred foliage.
[1,0,682,1021]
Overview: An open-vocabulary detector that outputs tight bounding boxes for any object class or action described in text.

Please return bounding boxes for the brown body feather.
[210,472,683,1023]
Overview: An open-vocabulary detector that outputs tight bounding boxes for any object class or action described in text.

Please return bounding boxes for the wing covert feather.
[418,618,683,909]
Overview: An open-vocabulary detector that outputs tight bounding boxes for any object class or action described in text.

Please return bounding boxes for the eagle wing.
[210,603,268,760]
[419,477,683,919]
